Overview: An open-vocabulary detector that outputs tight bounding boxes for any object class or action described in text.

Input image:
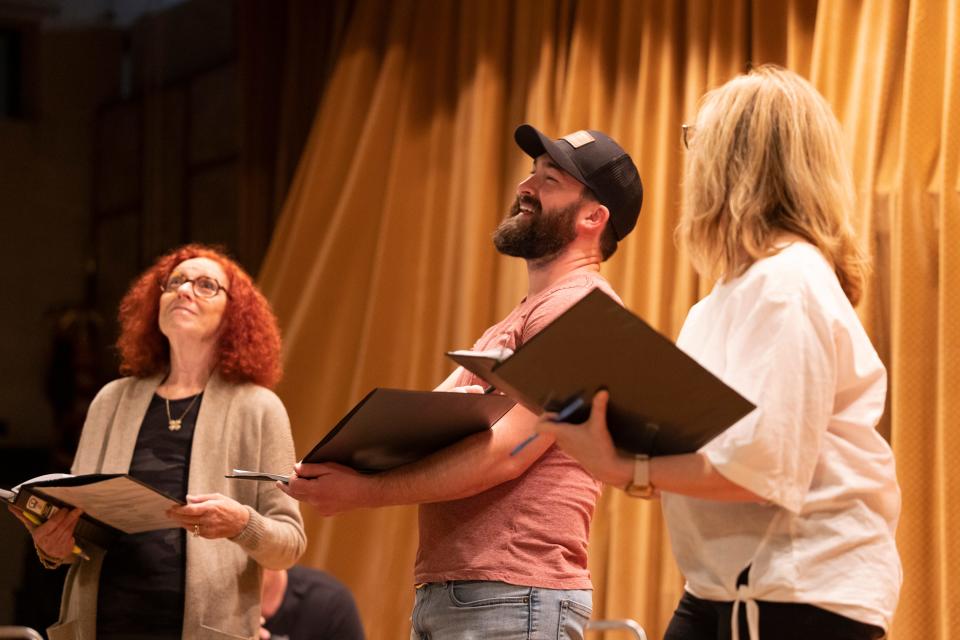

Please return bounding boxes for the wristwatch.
[623,454,654,498]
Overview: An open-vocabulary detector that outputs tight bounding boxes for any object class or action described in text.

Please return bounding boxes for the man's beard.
[492,195,579,261]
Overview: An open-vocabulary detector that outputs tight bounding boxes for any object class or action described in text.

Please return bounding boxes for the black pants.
[663,591,886,640]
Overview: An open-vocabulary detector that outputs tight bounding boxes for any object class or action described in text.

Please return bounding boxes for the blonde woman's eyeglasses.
[681,124,696,150]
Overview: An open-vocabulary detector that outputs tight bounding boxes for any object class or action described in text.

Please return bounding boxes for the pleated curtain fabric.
[256,1,960,637]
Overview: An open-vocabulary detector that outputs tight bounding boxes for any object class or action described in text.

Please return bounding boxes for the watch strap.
[623,453,653,498]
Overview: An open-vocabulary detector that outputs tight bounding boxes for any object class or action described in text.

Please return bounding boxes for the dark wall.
[0,0,347,626]
[0,0,270,627]
[0,23,125,626]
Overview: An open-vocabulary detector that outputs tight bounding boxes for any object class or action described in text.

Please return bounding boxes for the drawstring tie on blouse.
[731,582,760,640]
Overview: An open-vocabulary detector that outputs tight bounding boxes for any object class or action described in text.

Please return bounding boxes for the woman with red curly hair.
[14,244,306,640]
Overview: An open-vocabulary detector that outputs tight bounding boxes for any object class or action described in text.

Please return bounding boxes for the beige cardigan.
[48,372,306,640]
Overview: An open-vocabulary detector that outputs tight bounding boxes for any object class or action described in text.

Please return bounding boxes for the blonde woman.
[538,66,901,639]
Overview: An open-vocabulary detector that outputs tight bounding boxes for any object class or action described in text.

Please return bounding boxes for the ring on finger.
[193,523,201,537]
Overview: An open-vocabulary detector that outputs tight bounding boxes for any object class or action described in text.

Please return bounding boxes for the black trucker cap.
[514,124,643,240]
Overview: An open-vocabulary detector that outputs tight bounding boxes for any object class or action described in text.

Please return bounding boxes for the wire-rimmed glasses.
[681,124,696,150]
[160,273,229,299]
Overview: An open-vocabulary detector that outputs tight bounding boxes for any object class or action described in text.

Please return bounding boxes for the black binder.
[301,388,515,472]
[3,473,186,549]
[447,288,755,456]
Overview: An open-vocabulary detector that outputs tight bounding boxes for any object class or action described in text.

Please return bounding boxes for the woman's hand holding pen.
[535,390,633,487]
[9,504,84,561]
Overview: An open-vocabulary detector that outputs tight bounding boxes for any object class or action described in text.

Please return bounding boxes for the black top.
[96,392,202,640]
[264,566,365,640]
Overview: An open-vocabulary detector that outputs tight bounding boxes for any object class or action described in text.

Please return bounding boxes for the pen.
[21,509,91,560]
[510,396,587,457]
[483,385,496,394]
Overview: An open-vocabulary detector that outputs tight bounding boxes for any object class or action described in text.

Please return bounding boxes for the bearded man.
[284,124,643,640]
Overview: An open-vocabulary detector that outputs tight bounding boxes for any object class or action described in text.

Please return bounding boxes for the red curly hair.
[116,244,282,389]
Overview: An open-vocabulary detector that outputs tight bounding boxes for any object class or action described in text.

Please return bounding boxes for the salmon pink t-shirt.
[415,270,620,589]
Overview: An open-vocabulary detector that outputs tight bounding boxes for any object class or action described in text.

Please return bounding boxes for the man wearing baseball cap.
[284,124,643,639]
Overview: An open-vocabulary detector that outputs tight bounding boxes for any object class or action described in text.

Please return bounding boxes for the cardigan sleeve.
[229,387,306,569]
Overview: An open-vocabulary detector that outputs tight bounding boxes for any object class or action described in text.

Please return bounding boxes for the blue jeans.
[410,581,592,639]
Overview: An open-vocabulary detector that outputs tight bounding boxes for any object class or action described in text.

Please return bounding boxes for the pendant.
[168,419,182,431]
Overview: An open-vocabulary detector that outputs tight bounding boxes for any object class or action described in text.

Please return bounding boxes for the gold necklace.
[165,393,201,431]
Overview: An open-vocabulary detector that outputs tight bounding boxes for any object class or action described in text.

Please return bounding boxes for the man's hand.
[535,390,631,487]
[167,493,250,539]
[447,385,486,394]
[280,462,372,516]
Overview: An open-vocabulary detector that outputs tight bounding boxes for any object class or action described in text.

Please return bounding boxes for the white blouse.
[664,242,902,638]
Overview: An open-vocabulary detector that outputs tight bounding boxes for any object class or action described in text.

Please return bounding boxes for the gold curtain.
[258,1,960,637]
[238,0,354,271]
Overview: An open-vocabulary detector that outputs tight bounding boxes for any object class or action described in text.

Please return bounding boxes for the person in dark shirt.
[261,565,365,640]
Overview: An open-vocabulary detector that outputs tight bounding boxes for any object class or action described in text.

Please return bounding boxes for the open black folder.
[228,390,514,480]
[3,473,185,549]
[299,389,515,473]
[447,288,755,456]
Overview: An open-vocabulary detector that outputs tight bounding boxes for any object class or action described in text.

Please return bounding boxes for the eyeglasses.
[160,273,229,299]
[681,124,695,150]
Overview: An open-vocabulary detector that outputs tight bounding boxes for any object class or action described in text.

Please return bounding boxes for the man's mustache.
[509,195,542,217]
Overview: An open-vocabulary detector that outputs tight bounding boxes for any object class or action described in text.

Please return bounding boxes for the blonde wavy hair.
[677,65,867,305]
